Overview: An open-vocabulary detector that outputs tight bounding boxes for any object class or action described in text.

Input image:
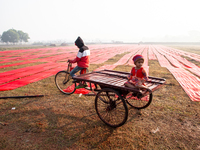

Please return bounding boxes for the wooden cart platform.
[74,69,166,95]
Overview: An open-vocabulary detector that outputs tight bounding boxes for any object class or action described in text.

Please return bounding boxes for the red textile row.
[0,60,38,69]
[0,62,65,85]
[0,48,77,65]
[141,46,149,67]
[94,45,150,74]
[157,46,200,77]
[94,65,117,71]
[0,64,66,91]
[0,45,127,91]
[91,46,135,64]
[153,45,200,101]
[148,45,157,60]
[153,47,172,68]
[0,62,55,78]
[166,46,200,62]
[168,68,200,102]
[94,46,141,71]
[113,47,138,66]
[126,46,145,65]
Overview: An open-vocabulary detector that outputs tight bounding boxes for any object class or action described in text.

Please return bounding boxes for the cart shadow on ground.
[1,96,144,149]
[1,105,116,147]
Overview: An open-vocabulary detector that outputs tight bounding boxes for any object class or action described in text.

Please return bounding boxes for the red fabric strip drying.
[0,65,66,91]
[0,60,37,69]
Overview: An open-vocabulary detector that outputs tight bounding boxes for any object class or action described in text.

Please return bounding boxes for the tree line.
[0,29,30,44]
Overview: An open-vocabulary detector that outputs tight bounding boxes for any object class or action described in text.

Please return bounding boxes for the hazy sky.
[1,0,200,43]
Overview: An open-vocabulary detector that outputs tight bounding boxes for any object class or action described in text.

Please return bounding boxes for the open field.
[0,44,200,150]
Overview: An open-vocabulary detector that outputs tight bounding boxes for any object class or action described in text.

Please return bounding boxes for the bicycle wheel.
[95,88,128,128]
[125,91,152,109]
[55,71,76,95]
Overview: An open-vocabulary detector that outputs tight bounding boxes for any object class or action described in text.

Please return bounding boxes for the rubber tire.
[95,88,128,128]
[55,71,76,95]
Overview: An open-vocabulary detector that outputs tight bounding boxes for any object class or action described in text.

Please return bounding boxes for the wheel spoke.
[95,88,128,128]
[55,71,76,95]
[126,92,152,109]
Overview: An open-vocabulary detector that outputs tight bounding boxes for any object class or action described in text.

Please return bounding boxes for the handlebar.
[67,61,72,72]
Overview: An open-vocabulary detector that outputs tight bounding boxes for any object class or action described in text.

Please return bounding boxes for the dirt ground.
[0,45,200,150]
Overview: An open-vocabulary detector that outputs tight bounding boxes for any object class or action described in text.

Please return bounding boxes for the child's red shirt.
[127,67,148,86]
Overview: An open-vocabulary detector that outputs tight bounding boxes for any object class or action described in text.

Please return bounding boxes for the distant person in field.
[124,54,151,92]
[68,36,90,88]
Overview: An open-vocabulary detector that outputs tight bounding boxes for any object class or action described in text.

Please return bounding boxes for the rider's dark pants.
[70,66,84,77]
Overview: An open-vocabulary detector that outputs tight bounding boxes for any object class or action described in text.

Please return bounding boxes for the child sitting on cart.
[124,55,151,93]
[68,36,90,89]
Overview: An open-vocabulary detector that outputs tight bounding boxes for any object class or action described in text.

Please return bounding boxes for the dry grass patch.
[0,47,200,149]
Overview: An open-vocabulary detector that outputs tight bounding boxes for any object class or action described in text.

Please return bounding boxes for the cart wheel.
[125,91,152,109]
[55,71,76,95]
[95,88,128,128]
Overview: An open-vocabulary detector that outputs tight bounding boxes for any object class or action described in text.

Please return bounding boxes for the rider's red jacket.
[69,37,90,68]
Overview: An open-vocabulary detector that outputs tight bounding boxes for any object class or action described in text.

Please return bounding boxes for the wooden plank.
[73,69,166,93]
